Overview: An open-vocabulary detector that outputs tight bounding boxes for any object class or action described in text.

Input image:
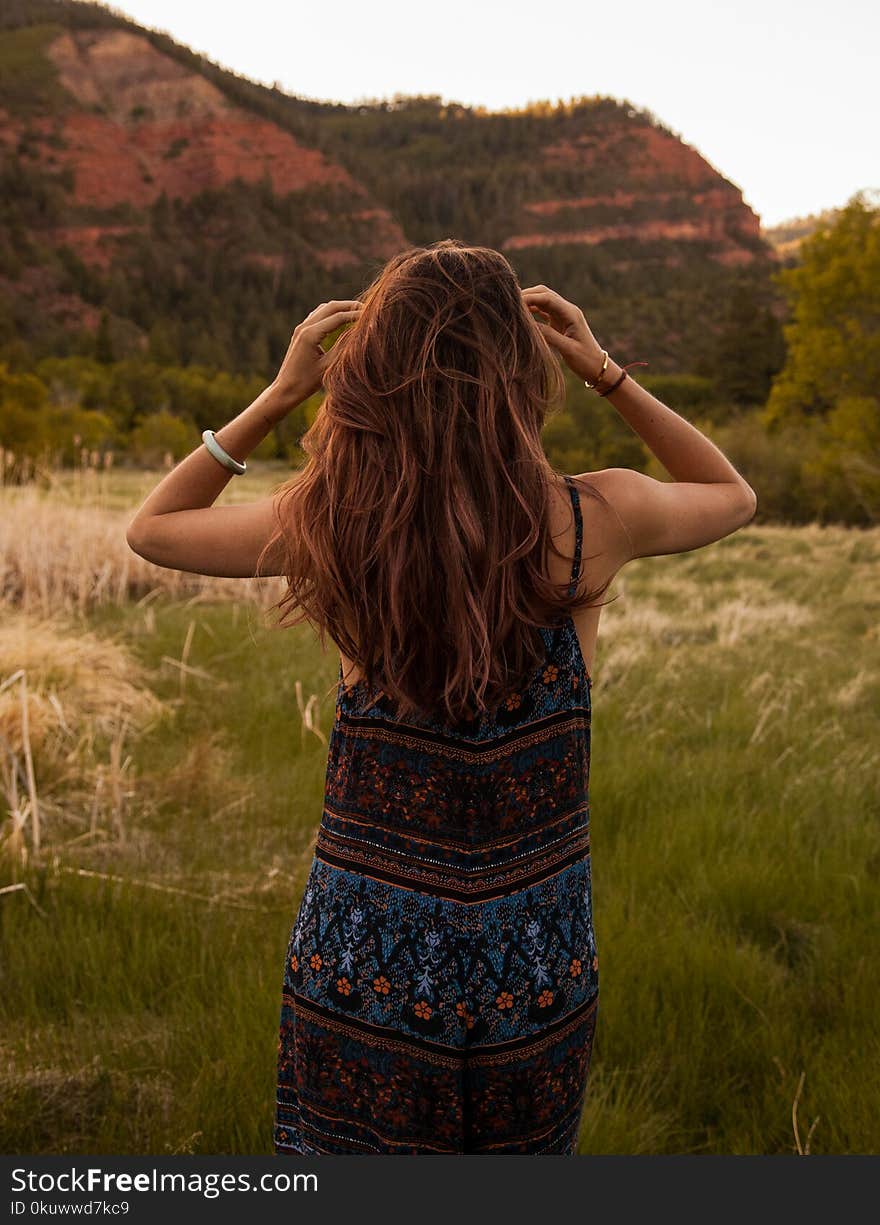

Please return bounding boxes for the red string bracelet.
[597,360,649,397]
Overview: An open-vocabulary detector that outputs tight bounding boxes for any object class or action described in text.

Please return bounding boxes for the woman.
[126,238,757,1155]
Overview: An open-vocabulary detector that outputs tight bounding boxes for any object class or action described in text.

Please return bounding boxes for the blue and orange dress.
[274,474,598,1154]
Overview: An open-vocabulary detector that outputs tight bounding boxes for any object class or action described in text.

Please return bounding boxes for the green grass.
[1,512,878,1154]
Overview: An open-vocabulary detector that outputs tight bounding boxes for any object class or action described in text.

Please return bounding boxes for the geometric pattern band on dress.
[275,473,598,1154]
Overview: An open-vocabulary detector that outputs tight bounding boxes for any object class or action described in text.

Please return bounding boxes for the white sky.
[104,0,878,226]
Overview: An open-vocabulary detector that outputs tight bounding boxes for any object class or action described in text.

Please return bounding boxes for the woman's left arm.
[125,299,363,578]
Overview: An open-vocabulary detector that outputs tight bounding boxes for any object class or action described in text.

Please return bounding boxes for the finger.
[308,299,364,319]
[303,308,362,337]
[533,318,577,354]
[521,287,575,316]
[526,303,563,333]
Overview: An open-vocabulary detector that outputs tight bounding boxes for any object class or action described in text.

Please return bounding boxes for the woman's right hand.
[521,284,613,386]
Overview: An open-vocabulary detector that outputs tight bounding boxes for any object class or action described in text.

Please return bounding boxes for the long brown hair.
[258,238,614,724]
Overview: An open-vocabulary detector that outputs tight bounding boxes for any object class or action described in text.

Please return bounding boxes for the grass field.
[1,465,878,1154]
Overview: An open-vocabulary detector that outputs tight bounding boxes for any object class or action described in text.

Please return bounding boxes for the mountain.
[0,0,777,379]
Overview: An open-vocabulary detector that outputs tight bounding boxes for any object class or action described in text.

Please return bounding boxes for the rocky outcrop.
[10,28,405,260]
[33,30,363,208]
[503,124,762,265]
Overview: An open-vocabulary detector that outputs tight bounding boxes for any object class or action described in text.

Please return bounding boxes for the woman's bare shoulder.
[566,468,636,572]
[573,466,757,561]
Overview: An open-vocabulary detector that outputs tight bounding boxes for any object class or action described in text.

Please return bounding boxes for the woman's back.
[275,474,599,1154]
[337,470,610,692]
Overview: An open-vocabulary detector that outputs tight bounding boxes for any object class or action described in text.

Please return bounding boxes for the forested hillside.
[1,0,775,380]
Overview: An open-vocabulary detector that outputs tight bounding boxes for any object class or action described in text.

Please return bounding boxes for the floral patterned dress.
[274,474,598,1154]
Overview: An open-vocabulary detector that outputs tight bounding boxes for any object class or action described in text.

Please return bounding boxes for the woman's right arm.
[522,285,757,563]
[587,366,758,562]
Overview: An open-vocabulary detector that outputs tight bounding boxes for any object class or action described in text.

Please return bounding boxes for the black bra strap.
[562,475,583,599]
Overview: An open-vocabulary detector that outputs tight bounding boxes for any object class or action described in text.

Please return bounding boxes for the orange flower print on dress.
[542,663,559,685]
[455,1001,476,1028]
[336,976,352,996]
[569,958,582,977]
[373,975,391,995]
[537,989,554,1008]
[413,1000,432,1019]
[504,692,522,711]
[495,990,514,1010]
[592,954,599,972]
[289,953,299,973]
[309,953,322,971]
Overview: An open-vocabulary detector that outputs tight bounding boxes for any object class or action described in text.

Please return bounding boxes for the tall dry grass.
[0,481,287,617]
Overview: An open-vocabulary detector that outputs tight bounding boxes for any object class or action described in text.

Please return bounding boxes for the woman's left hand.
[270,299,364,414]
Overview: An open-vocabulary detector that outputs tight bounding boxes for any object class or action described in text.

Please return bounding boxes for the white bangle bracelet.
[202,429,247,475]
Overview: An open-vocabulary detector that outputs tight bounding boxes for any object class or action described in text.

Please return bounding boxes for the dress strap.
[562,475,583,599]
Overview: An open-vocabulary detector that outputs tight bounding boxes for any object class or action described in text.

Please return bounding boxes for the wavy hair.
[257,238,615,724]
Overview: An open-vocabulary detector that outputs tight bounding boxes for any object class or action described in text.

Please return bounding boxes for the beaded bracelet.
[598,369,628,397]
[593,360,650,397]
